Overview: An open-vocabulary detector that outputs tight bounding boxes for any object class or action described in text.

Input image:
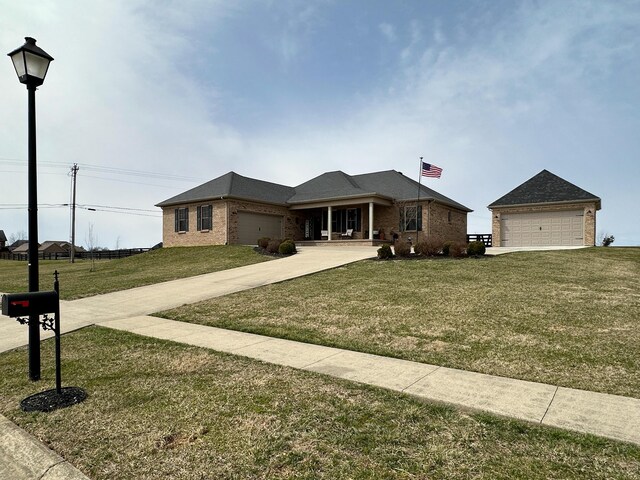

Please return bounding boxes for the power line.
[0,158,200,182]
[80,204,160,213]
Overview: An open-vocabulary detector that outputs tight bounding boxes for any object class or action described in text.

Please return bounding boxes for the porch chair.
[341,229,354,239]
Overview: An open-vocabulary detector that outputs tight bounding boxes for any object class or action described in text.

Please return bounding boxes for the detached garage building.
[488,170,601,247]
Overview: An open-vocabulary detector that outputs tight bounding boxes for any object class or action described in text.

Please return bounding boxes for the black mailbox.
[2,291,59,318]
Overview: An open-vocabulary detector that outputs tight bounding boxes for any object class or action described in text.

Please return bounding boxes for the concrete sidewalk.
[101,315,640,446]
[0,415,89,479]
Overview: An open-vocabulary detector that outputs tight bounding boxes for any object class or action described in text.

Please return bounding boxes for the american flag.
[422,161,443,178]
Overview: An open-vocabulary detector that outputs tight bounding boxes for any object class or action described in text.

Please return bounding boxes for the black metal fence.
[0,248,150,261]
[466,234,492,247]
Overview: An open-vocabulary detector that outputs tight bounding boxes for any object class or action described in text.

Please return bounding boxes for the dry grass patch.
[158,248,640,397]
[1,327,639,479]
[0,245,271,300]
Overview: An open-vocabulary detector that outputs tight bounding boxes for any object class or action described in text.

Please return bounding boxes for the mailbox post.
[1,271,86,411]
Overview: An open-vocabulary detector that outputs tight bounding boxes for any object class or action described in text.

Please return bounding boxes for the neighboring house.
[39,241,69,255]
[488,170,601,247]
[9,239,28,251]
[10,242,34,254]
[0,230,6,250]
[156,170,472,246]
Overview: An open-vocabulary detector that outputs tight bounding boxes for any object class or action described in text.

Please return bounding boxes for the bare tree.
[9,229,28,244]
[85,223,98,272]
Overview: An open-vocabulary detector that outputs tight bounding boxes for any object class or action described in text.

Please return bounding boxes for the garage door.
[501,210,584,247]
[237,212,283,245]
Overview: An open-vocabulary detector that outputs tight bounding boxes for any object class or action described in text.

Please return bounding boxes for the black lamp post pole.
[27,83,40,381]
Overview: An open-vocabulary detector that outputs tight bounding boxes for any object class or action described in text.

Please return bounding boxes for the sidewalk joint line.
[540,386,559,424]
[37,459,66,480]
[229,337,275,352]
[301,350,344,369]
[402,366,442,393]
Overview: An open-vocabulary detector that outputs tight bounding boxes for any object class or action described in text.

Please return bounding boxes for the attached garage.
[237,212,283,245]
[489,170,601,247]
[500,210,584,247]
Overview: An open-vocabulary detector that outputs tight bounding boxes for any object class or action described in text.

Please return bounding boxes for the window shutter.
[185,208,189,232]
[174,209,179,232]
[418,205,423,231]
[197,206,202,231]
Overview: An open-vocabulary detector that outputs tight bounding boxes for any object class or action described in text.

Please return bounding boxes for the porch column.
[369,202,374,240]
[327,206,332,241]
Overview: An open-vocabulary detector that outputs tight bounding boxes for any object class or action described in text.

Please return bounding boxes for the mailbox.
[2,291,59,318]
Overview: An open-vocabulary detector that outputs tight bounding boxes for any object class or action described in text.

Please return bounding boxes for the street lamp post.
[8,37,54,381]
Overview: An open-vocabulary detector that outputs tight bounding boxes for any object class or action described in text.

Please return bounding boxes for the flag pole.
[416,156,423,245]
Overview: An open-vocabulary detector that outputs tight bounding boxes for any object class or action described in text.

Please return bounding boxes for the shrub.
[602,235,615,247]
[442,241,453,257]
[278,239,297,255]
[257,237,270,249]
[266,239,282,254]
[448,241,467,258]
[466,241,486,256]
[394,240,411,257]
[377,244,393,259]
[415,237,443,256]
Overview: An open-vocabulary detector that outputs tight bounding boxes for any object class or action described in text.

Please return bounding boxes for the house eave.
[287,193,394,209]
[156,195,289,209]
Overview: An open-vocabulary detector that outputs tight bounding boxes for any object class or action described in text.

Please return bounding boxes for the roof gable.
[488,170,601,208]
[288,171,372,203]
[0,230,6,242]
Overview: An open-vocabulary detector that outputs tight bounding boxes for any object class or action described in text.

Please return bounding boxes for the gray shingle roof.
[156,172,296,207]
[287,171,375,203]
[488,170,601,208]
[157,169,472,212]
[0,230,6,242]
[353,170,471,211]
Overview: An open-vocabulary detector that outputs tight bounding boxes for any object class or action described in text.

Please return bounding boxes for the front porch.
[297,238,393,247]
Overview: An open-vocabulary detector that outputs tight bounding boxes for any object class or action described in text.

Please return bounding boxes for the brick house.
[156,170,471,247]
[488,170,601,247]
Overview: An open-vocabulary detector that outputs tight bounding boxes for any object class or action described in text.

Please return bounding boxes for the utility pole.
[70,163,79,263]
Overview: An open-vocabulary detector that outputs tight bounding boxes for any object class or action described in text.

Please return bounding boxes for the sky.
[1,0,639,248]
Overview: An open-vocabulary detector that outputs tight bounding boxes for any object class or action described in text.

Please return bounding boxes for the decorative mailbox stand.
[1,271,86,412]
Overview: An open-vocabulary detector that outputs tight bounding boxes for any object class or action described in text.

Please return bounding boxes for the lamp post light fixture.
[8,37,54,381]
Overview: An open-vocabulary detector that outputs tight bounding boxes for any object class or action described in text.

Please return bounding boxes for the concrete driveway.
[0,246,378,353]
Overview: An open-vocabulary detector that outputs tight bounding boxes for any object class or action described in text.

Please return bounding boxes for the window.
[330,207,361,232]
[346,208,360,230]
[400,205,422,231]
[174,207,189,232]
[197,205,212,231]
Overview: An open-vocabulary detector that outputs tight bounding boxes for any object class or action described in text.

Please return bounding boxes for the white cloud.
[379,22,396,42]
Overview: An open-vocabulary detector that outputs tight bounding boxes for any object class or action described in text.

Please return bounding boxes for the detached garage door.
[237,212,283,245]
[501,210,584,247]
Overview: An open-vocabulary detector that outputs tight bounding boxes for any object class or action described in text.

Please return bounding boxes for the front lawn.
[0,245,272,300]
[158,248,640,398]
[1,327,638,479]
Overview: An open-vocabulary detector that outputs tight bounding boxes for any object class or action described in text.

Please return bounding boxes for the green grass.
[1,327,639,479]
[0,245,271,300]
[158,247,640,398]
